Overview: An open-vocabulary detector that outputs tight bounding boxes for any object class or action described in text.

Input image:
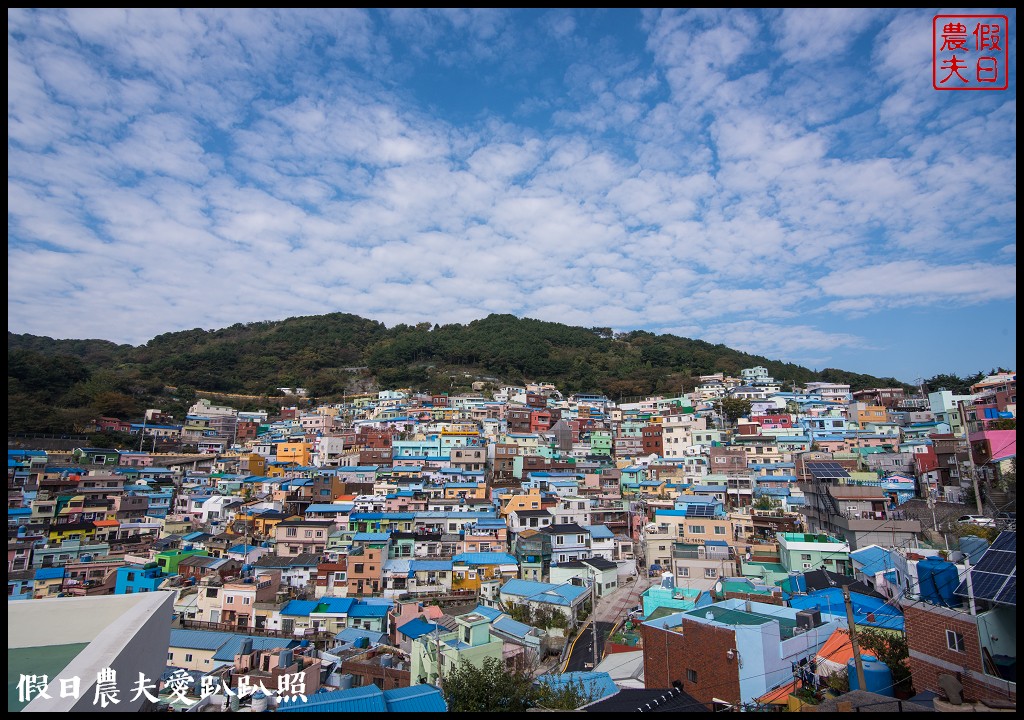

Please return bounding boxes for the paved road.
[565,620,613,672]
[595,573,655,625]
[562,573,656,672]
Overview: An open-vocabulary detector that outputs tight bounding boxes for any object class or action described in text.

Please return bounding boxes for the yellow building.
[854,404,889,427]
[48,522,98,544]
[500,490,544,518]
[276,442,311,466]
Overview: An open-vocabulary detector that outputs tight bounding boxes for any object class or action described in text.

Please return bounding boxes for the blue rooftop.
[790,588,904,631]
[492,616,534,639]
[34,567,65,580]
[276,684,446,713]
[410,560,454,572]
[850,546,894,577]
[349,602,391,618]
[470,604,503,621]
[537,671,618,702]
[453,552,517,565]
[281,600,320,617]
[397,617,445,639]
[314,597,356,614]
[306,503,353,513]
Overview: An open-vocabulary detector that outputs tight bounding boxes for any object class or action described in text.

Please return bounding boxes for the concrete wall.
[14,591,175,712]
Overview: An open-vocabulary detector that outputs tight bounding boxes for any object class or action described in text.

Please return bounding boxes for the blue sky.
[7,9,1016,383]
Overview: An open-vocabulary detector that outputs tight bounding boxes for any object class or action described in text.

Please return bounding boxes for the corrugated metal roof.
[382,684,447,712]
[212,635,297,662]
[281,599,319,617]
[276,684,388,713]
[34,567,65,580]
[169,628,234,651]
[452,552,517,565]
[348,602,390,618]
[313,597,355,615]
[397,617,444,639]
[409,560,453,572]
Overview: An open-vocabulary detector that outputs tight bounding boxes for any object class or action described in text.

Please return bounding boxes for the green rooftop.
[685,606,799,639]
[8,643,89,712]
[780,533,843,544]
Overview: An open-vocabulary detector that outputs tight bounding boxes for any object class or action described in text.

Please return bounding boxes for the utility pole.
[843,585,867,691]
[957,400,984,515]
[591,572,599,671]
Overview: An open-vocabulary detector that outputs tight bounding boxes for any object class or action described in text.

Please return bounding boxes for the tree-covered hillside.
[9,312,918,433]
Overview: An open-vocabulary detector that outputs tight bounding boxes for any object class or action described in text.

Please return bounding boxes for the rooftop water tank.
[847,655,893,696]
[251,690,268,712]
[339,674,354,690]
[916,556,959,607]
[959,536,989,565]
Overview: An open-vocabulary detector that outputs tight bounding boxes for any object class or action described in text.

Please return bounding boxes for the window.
[185,654,193,662]
[705,568,718,578]
[354,564,364,574]
[946,630,965,652]
[801,554,812,561]
[286,528,297,537]
[686,669,698,683]
[714,526,726,535]
[679,567,689,577]
[243,597,250,605]
[688,525,705,535]
[167,652,173,661]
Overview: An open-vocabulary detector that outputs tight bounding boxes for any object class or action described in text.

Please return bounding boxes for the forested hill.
[9,312,911,433]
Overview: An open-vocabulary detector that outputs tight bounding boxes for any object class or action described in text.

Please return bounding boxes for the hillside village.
[8,367,1017,712]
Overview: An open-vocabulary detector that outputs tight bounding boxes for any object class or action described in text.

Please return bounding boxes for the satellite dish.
[715,581,723,594]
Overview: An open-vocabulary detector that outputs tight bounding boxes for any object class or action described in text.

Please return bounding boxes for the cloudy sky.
[8,8,1016,383]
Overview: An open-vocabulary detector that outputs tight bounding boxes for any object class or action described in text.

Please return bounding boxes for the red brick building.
[903,596,1016,704]
[641,424,663,456]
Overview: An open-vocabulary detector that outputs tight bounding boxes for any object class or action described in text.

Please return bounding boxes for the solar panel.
[955,531,1016,607]
[995,580,1016,605]
[970,571,1010,601]
[974,549,1016,575]
[805,461,851,480]
[990,532,1016,553]
[807,462,846,472]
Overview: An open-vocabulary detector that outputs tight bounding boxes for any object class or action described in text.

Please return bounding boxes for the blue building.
[114,563,176,594]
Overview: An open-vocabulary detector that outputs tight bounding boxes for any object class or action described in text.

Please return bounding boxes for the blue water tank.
[959,536,989,564]
[848,655,894,696]
[917,556,959,607]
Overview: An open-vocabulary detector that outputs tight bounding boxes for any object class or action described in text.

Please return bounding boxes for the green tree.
[535,676,600,710]
[857,628,913,696]
[720,397,752,421]
[441,657,536,713]
[753,496,783,511]
[441,657,596,713]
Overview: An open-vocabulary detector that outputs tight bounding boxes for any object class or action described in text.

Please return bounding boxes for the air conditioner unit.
[795,608,821,631]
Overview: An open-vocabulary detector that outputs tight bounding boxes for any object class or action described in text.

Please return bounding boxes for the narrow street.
[562,572,656,672]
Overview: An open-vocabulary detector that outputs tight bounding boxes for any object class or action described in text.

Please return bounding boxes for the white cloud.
[6,9,1016,380]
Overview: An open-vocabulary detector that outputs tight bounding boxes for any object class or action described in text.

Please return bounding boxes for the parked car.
[995,512,1016,530]
[956,515,996,528]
